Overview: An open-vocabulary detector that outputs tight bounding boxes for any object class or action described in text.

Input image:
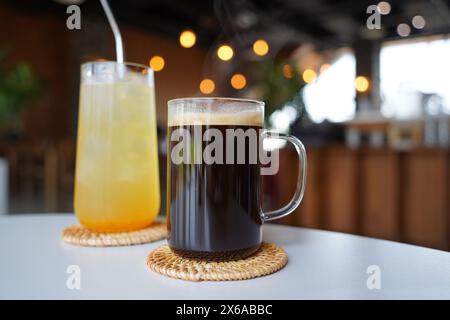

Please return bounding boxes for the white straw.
[99,0,124,63]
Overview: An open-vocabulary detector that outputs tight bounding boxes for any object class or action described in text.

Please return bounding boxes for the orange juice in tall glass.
[74,62,160,232]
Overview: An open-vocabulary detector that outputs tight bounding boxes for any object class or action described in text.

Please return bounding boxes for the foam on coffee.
[168,110,263,127]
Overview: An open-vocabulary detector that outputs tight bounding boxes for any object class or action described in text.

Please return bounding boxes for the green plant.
[0,47,46,133]
[256,59,306,125]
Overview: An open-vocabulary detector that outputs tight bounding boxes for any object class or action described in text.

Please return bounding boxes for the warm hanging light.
[230,74,247,90]
[179,30,196,48]
[320,64,331,74]
[217,45,234,61]
[252,39,269,56]
[282,64,294,79]
[302,69,317,84]
[199,79,215,94]
[355,76,369,92]
[149,56,165,72]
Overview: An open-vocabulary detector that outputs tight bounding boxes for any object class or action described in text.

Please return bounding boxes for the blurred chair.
[6,140,58,212]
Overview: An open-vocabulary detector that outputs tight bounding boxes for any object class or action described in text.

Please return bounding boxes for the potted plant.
[0,47,46,214]
[249,59,306,131]
[0,48,46,139]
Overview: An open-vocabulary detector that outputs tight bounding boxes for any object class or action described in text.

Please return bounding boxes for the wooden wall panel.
[402,151,449,250]
[0,3,70,138]
[295,149,322,228]
[321,147,359,233]
[268,146,449,251]
[268,148,321,228]
[360,150,399,240]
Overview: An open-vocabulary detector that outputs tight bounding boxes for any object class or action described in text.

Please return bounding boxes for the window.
[303,51,356,123]
[380,36,450,119]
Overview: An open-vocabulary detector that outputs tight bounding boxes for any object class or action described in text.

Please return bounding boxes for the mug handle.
[260,131,307,222]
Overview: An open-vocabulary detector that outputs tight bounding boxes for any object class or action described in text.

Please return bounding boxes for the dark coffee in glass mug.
[166,98,306,260]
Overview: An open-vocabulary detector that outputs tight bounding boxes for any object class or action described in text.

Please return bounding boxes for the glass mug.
[166,98,306,260]
[74,62,160,232]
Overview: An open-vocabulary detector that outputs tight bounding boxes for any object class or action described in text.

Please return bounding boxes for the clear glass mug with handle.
[166,97,306,260]
[74,61,160,232]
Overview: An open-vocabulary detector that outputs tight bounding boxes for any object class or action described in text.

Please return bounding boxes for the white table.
[1,214,449,299]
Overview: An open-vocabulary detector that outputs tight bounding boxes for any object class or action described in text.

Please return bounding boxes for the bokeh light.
[302,69,317,83]
[397,23,411,37]
[320,63,331,74]
[230,74,247,90]
[199,78,215,94]
[252,39,269,56]
[149,56,165,71]
[217,45,234,61]
[412,16,426,29]
[179,30,196,48]
[282,64,294,79]
[377,1,391,15]
[355,76,369,92]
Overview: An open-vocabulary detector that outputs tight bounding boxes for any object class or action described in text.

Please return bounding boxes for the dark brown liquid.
[166,124,263,261]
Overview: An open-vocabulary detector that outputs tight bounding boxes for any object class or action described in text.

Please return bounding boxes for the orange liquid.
[74,82,160,232]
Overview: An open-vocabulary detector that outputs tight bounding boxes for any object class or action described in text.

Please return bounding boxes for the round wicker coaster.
[146,242,288,281]
[62,222,167,247]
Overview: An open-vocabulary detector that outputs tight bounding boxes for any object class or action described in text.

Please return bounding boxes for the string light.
[199,79,215,94]
[397,23,411,37]
[302,69,317,84]
[282,64,294,79]
[179,30,196,48]
[230,74,247,90]
[252,39,269,56]
[412,16,426,29]
[217,45,234,61]
[149,56,165,72]
[355,76,369,92]
[377,1,391,15]
[320,64,331,74]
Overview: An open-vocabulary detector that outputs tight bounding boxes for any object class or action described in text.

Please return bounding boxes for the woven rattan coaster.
[146,242,288,281]
[62,222,167,247]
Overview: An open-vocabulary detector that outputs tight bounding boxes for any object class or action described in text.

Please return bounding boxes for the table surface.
[1,214,450,299]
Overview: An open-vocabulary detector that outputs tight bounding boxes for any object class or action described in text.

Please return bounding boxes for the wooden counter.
[269,146,450,251]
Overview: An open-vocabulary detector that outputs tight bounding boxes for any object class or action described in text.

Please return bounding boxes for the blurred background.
[0,0,449,249]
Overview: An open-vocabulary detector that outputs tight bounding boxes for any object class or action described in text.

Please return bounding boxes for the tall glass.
[74,62,160,232]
